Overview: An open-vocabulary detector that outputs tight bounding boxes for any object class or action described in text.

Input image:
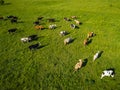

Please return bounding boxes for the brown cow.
[35,25,44,30]
[87,32,94,38]
[83,38,89,46]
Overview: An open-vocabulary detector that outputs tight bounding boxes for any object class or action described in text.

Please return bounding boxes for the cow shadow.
[37,44,48,49]
[98,51,103,58]
[82,58,88,67]
[3,3,11,5]
[87,39,92,45]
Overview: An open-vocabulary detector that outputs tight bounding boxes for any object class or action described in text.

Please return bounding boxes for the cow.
[71,16,77,19]
[21,37,31,43]
[64,37,73,45]
[49,24,56,29]
[8,28,17,33]
[29,42,41,50]
[70,24,76,29]
[60,31,67,36]
[83,38,89,46]
[93,51,100,61]
[74,59,83,71]
[47,18,55,22]
[35,25,44,30]
[74,20,80,25]
[101,69,115,79]
[64,17,71,21]
[87,32,95,38]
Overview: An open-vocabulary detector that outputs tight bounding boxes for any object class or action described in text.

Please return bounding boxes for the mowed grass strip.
[0,0,120,90]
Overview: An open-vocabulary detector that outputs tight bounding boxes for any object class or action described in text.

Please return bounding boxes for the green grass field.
[0,0,120,90]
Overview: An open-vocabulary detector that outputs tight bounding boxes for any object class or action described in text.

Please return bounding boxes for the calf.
[64,37,73,45]
[101,69,115,79]
[74,59,83,71]
[8,28,17,33]
[29,42,41,50]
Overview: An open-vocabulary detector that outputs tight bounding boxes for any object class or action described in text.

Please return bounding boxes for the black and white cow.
[101,69,115,79]
[70,24,76,29]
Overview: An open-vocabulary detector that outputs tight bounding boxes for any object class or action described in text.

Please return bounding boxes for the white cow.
[21,37,31,43]
[93,51,100,61]
[64,37,73,45]
[74,59,83,71]
[49,24,56,29]
[101,69,114,79]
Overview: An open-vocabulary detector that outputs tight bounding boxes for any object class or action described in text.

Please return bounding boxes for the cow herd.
[0,15,115,79]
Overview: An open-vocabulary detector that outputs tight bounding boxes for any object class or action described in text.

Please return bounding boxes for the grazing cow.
[83,38,89,46]
[93,51,100,61]
[74,59,83,71]
[70,24,76,29]
[101,69,115,79]
[8,28,17,33]
[60,31,67,36]
[29,42,41,50]
[21,37,31,43]
[49,24,56,29]
[64,17,71,21]
[35,25,44,30]
[71,16,77,19]
[64,37,73,45]
[37,16,44,20]
[87,32,94,38]
[74,20,80,25]
[47,18,55,22]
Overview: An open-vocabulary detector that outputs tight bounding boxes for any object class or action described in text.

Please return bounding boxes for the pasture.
[0,0,120,90]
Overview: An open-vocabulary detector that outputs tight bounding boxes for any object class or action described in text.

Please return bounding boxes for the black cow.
[8,28,17,33]
[29,43,41,50]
